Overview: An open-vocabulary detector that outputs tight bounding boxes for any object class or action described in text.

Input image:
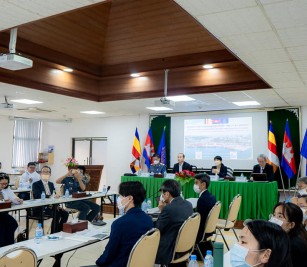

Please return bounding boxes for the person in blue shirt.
[96,181,154,267]
[150,154,166,175]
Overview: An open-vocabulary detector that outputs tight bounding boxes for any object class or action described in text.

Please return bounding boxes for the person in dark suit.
[193,173,216,243]
[172,153,192,173]
[95,181,153,267]
[210,155,227,178]
[32,166,69,233]
[252,154,274,181]
[155,179,193,266]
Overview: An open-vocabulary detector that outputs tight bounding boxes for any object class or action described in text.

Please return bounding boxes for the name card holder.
[235,176,247,182]
[209,175,219,181]
[165,173,175,179]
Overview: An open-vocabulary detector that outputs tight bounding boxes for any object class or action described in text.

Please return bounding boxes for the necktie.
[43,182,51,196]
[0,190,4,200]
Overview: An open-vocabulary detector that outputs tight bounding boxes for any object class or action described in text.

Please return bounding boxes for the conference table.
[121,176,278,220]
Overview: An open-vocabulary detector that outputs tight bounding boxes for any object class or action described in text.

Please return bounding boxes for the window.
[12,119,41,168]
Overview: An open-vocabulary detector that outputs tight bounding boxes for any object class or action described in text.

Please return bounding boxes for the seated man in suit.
[95,181,153,267]
[155,180,193,266]
[210,155,227,178]
[150,153,166,175]
[56,168,104,226]
[32,166,69,233]
[0,172,23,247]
[172,153,191,173]
[252,154,274,181]
[193,173,216,252]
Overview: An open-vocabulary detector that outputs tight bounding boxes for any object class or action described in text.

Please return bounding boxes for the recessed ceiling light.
[80,111,105,115]
[166,95,195,102]
[232,101,260,106]
[146,107,173,111]
[203,64,214,69]
[130,73,140,78]
[63,68,73,72]
[11,99,43,104]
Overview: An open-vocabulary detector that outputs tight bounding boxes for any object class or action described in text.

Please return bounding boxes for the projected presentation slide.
[184,117,253,160]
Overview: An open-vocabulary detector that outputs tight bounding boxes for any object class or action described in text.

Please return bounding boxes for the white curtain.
[12,119,41,168]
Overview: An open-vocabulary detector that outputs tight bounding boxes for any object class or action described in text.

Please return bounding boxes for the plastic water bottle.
[19,181,23,189]
[147,198,152,210]
[188,254,198,267]
[141,200,147,212]
[34,223,43,244]
[65,189,70,198]
[102,185,107,194]
[41,191,46,201]
[180,191,184,199]
[204,250,214,267]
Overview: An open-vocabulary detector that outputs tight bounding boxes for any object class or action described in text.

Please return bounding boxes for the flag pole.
[293,155,302,196]
[278,166,287,200]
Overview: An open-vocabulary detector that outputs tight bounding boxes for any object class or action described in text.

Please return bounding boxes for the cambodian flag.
[281,120,296,179]
[142,127,155,171]
[157,127,166,165]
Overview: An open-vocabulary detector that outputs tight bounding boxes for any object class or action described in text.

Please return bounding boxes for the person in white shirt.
[0,172,23,247]
[19,162,40,200]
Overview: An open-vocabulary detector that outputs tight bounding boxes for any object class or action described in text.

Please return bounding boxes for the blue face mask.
[230,244,263,267]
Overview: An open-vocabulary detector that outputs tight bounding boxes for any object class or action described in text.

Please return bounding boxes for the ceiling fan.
[0,96,14,109]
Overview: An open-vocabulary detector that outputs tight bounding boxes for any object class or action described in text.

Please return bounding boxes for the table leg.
[52,253,63,267]
[113,194,116,218]
[26,209,29,240]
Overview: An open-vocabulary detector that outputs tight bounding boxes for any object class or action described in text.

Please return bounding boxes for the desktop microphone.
[105,186,111,196]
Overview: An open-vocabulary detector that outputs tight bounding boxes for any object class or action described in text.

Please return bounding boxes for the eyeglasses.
[0,182,8,185]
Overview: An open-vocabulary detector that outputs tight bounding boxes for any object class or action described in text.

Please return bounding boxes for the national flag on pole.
[301,129,307,159]
[130,128,141,173]
[281,120,296,179]
[157,127,166,165]
[267,121,280,173]
[142,127,155,171]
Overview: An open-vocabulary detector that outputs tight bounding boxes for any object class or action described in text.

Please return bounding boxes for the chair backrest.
[190,165,198,172]
[0,246,37,267]
[126,228,160,267]
[226,194,242,223]
[202,201,222,239]
[171,213,201,260]
[226,167,234,177]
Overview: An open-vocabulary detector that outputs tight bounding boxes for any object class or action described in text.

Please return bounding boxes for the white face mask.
[230,244,262,267]
[117,196,129,214]
[154,160,159,164]
[298,188,307,196]
[193,184,201,194]
[269,216,283,226]
[301,208,307,220]
[160,194,165,202]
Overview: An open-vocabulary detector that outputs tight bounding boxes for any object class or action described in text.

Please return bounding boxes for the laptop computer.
[251,173,267,182]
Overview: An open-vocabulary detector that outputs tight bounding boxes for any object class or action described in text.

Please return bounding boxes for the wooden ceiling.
[0,0,270,102]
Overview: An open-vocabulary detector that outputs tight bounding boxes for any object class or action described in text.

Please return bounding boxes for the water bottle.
[41,191,46,201]
[141,200,147,212]
[19,180,23,189]
[65,189,70,198]
[188,254,198,267]
[204,250,214,267]
[102,185,107,194]
[147,198,152,210]
[180,191,184,199]
[241,173,244,177]
[35,223,43,244]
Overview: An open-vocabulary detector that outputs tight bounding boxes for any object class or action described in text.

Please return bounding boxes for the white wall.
[40,115,149,191]
[0,116,14,172]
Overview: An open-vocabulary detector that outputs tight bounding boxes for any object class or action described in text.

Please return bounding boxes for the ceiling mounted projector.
[0,27,33,71]
[0,54,33,71]
[154,97,175,108]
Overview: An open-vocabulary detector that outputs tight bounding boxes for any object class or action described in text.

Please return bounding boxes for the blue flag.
[157,127,166,165]
[301,129,307,159]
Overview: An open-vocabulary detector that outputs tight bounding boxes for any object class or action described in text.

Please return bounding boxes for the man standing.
[155,180,193,266]
[252,154,274,181]
[172,153,191,173]
[150,154,166,175]
[0,173,23,247]
[19,162,41,200]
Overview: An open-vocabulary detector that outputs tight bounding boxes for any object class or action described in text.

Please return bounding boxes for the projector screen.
[171,111,268,170]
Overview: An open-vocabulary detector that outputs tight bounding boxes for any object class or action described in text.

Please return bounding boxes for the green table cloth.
[121,176,278,220]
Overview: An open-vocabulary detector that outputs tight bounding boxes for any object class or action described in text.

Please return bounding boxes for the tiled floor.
[11,210,239,267]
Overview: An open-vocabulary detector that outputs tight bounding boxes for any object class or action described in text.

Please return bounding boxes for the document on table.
[74,228,110,240]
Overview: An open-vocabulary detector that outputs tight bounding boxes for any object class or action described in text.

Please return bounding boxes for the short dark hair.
[298,176,307,185]
[41,166,51,174]
[178,153,185,158]
[214,156,222,161]
[0,172,9,182]
[77,165,86,173]
[119,181,146,207]
[246,220,292,267]
[152,153,160,159]
[27,162,36,167]
[194,173,210,188]
[160,179,180,198]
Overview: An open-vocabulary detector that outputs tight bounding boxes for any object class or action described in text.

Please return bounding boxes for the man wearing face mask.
[155,179,193,266]
[210,156,227,178]
[95,181,153,267]
[150,154,166,176]
[32,166,69,233]
[252,154,274,182]
[193,173,216,245]
[0,173,23,247]
[297,176,307,196]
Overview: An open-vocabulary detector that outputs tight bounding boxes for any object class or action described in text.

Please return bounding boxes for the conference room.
[1,0,307,267]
